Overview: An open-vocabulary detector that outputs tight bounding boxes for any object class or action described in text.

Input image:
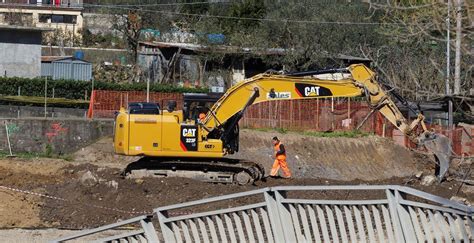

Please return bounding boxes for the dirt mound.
[233,130,430,180]
[0,158,64,228]
[72,137,139,168]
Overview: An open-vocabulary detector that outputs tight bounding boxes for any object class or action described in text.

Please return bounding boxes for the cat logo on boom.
[304,86,320,96]
[295,83,333,97]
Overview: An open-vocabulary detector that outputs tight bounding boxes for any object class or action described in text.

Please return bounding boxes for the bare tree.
[368,0,473,97]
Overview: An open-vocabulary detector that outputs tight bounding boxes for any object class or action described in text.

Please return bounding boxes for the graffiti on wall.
[45,123,68,142]
[6,123,20,135]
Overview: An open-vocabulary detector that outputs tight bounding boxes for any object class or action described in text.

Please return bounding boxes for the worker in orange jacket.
[270,136,291,178]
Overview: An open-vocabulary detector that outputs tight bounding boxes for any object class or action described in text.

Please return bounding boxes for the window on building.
[62,15,76,24]
[4,12,33,26]
[39,14,51,23]
[39,14,76,24]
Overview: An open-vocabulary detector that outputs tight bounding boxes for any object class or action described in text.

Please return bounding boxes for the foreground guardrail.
[51,215,158,243]
[53,185,474,243]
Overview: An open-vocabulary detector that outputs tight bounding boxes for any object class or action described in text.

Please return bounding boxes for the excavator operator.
[270,137,291,179]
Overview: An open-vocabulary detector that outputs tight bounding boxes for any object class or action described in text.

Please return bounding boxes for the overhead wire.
[83,1,221,7]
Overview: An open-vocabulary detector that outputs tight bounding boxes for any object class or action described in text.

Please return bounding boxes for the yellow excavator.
[114,64,450,184]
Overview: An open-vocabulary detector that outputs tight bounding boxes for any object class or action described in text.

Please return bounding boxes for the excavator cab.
[114,93,225,158]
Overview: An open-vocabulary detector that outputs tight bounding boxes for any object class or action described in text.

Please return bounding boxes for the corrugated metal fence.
[52,185,474,243]
[42,59,92,81]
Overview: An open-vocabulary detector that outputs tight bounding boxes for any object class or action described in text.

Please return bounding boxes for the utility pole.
[44,77,48,119]
[447,0,454,131]
[147,70,150,102]
[454,0,462,95]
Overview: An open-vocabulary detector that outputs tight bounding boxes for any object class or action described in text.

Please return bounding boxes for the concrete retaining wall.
[0,118,113,154]
[0,105,87,119]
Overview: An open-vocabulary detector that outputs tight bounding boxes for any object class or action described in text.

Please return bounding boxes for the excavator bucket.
[419,132,452,182]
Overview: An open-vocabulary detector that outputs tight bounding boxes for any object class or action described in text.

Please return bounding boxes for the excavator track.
[122,157,265,185]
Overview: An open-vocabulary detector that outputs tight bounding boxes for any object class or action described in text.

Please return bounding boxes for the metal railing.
[51,215,159,243]
[53,185,474,243]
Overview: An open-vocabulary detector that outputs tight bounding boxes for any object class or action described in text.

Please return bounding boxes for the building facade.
[0,25,51,78]
[0,0,83,35]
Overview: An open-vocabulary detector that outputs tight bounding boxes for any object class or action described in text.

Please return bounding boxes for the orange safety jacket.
[274,142,286,160]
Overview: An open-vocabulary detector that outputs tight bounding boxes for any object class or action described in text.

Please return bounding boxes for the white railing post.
[394,190,418,242]
[273,190,297,242]
[264,190,286,242]
[386,189,405,242]
[140,218,160,243]
[156,211,176,243]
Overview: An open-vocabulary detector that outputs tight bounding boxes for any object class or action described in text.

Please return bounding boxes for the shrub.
[0,77,207,100]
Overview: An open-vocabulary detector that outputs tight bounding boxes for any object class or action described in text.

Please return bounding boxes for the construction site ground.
[0,129,472,241]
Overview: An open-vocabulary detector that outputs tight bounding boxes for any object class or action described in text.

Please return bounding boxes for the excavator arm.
[200,64,450,180]
[202,64,426,141]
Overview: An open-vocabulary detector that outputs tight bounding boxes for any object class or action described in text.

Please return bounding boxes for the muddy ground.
[0,130,472,230]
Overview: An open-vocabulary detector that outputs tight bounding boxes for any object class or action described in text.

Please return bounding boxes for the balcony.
[0,0,83,9]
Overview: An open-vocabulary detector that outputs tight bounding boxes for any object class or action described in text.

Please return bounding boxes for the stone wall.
[0,118,113,154]
[0,105,87,119]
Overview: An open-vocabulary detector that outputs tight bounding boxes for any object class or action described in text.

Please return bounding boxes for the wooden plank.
[224,214,237,243]
[206,216,219,243]
[307,204,321,242]
[445,213,461,243]
[381,205,395,243]
[259,208,274,243]
[215,215,228,243]
[197,218,210,243]
[180,221,192,243]
[316,205,331,242]
[136,234,147,243]
[454,215,469,242]
[408,206,425,242]
[362,205,376,243]
[171,222,183,243]
[434,211,452,242]
[371,205,385,243]
[325,205,340,243]
[289,204,305,242]
[467,216,474,239]
[417,208,433,243]
[427,210,443,242]
[188,219,201,243]
[251,209,265,242]
[334,206,348,243]
[354,206,367,242]
[232,212,246,243]
[242,210,255,242]
[298,204,311,242]
[344,206,357,243]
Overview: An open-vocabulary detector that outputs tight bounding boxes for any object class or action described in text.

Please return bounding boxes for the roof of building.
[41,56,90,63]
[139,41,286,55]
[0,25,54,32]
[138,41,372,62]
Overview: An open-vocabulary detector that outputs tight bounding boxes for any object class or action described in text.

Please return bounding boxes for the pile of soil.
[234,130,431,180]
